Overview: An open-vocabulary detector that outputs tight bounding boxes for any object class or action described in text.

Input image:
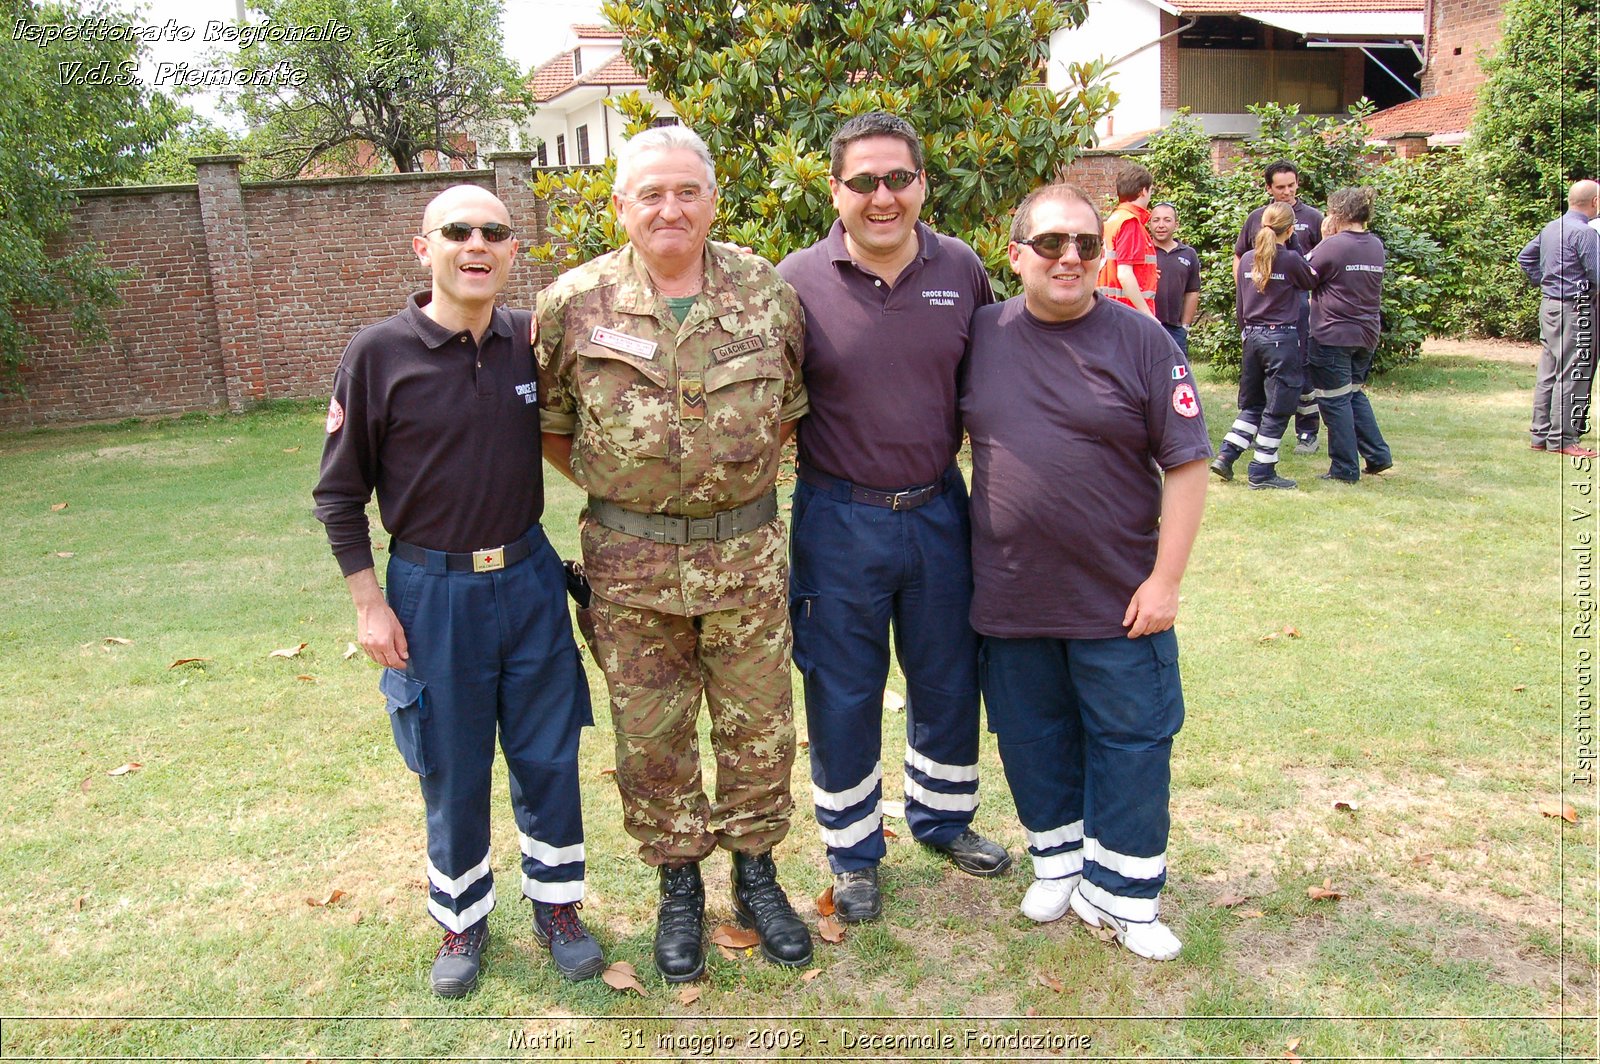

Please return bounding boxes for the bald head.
[1570,180,1599,218]
[421,184,511,234]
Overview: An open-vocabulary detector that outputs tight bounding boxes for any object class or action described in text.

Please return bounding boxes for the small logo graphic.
[1171,365,1188,381]
[679,374,706,422]
[325,397,344,434]
[515,381,537,404]
[591,327,658,361]
[1171,382,1199,418]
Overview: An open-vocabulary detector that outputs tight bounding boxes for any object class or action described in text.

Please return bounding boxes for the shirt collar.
[611,243,745,320]
[404,291,512,350]
[823,219,940,269]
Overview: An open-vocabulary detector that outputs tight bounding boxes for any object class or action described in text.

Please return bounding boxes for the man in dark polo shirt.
[313,185,602,995]
[778,112,1009,923]
[1149,201,1201,355]
[1234,161,1325,454]
[963,183,1210,961]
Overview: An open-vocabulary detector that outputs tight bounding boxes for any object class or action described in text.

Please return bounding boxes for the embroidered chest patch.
[711,335,764,363]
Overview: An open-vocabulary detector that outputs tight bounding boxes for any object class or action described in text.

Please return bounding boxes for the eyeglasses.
[1016,232,1103,260]
[425,222,515,243]
[839,168,922,195]
[624,187,710,207]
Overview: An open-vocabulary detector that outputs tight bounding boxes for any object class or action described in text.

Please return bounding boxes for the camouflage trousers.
[591,593,796,866]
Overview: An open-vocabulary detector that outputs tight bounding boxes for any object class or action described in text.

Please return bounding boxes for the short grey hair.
[614,126,717,196]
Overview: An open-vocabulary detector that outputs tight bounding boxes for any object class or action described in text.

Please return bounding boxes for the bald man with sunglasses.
[777,112,1010,925]
[314,185,603,996]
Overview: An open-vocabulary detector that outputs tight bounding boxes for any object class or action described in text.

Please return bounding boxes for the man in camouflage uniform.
[536,125,813,982]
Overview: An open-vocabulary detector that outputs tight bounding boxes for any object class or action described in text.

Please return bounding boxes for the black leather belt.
[797,464,945,511]
[586,491,778,545]
[1241,324,1296,334]
[389,536,532,573]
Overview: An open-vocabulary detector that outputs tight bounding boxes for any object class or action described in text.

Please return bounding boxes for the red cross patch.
[325,397,344,434]
[1171,382,1199,418]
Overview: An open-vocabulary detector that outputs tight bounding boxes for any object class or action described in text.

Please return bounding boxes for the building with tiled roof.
[1361,1,1504,152]
[1051,0,1429,146]
[508,24,678,168]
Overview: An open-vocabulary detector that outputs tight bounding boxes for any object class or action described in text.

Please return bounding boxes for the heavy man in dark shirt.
[963,184,1210,961]
[777,112,1010,925]
[312,186,602,996]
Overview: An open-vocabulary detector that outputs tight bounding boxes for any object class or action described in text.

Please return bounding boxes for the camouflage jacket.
[537,242,808,615]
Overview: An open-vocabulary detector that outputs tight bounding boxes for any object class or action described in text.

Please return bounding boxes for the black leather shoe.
[1363,459,1393,475]
[430,919,487,997]
[927,828,1013,877]
[654,862,706,983]
[833,866,882,923]
[731,851,813,967]
[1248,473,1298,490]
[1209,455,1234,482]
[1318,472,1359,483]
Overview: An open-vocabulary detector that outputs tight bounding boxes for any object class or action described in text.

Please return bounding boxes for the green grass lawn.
[1,341,1594,1061]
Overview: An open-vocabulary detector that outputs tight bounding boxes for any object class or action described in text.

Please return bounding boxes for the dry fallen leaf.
[51,502,69,511]
[711,925,760,949]
[1333,799,1360,812]
[882,800,905,819]
[269,642,309,659]
[1512,684,1527,692]
[168,657,211,669]
[676,985,702,1006]
[343,642,360,660]
[282,446,300,453]
[882,827,898,839]
[1211,892,1249,909]
[349,909,363,925]
[1238,910,1266,919]
[1539,801,1579,824]
[599,767,617,777]
[1259,631,1279,643]
[601,961,647,996]
[1037,971,1064,993]
[817,915,846,944]
[716,943,737,961]
[1411,852,1436,865]
[816,885,835,917]
[102,636,133,646]
[1282,625,1302,638]
[1286,1036,1302,1052]
[797,740,809,750]
[306,889,347,907]
[55,552,76,558]
[801,968,822,983]
[883,690,906,711]
[107,762,142,777]
[295,674,317,682]
[1284,1052,1304,1063]
[1307,878,1344,901]
[78,775,93,794]
[73,895,84,912]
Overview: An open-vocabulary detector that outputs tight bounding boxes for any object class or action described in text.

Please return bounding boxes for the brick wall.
[1,153,551,429]
[1060,150,1152,214]
[1422,0,1505,97]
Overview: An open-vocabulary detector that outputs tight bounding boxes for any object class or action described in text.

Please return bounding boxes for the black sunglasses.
[839,168,922,195]
[425,222,515,243]
[1016,232,1102,260]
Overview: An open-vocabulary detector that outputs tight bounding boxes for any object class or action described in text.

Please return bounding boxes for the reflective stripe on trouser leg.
[593,594,795,866]
[1310,341,1371,480]
[1220,418,1258,462]
[978,637,1085,882]
[1244,329,1298,477]
[1066,630,1184,924]
[791,474,981,868]
[1295,290,1320,436]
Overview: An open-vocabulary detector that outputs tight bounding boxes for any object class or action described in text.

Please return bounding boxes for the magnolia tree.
[528,0,1115,286]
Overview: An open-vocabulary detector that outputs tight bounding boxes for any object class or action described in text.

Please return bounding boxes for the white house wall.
[515,91,679,165]
[1049,0,1164,141]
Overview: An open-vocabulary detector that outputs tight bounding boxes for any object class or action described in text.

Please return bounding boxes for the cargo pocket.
[788,583,818,676]
[380,668,432,776]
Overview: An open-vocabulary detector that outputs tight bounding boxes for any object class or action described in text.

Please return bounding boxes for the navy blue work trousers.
[1309,340,1392,480]
[1220,326,1300,479]
[980,629,1184,925]
[382,527,593,933]
[789,466,982,873]
[1295,291,1321,437]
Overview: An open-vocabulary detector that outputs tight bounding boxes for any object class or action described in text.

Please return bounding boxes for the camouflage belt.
[586,492,778,546]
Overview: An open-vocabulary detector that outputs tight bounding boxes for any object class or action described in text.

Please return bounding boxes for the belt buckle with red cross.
[471,547,506,573]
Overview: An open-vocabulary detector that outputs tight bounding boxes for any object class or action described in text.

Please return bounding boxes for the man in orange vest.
[1098,164,1158,317]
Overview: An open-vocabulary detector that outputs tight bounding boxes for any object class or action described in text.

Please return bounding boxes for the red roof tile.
[1365,88,1477,138]
[572,23,620,38]
[530,51,576,102]
[528,47,646,102]
[578,52,644,86]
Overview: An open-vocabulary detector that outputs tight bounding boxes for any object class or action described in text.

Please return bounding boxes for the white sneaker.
[1069,886,1181,961]
[1020,875,1079,923]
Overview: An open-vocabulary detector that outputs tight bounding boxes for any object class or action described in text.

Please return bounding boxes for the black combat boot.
[731,850,813,967]
[654,861,705,982]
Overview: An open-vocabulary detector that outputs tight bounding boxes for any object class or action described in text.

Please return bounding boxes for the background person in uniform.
[1149,201,1201,355]
[1211,203,1317,490]
[536,126,813,983]
[1517,179,1600,457]
[962,184,1210,961]
[1235,161,1325,456]
[1097,164,1158,317]
[777,112,1009,925]
[1307,187,1394,482]
[312,185,602,996]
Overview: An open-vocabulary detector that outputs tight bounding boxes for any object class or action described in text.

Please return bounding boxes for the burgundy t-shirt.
[961,297,1213,639]
[778,221,994,489]
[1235,200,1324,258]
[1235,246,1316,327]
[1307,231,1385,350]
[1153,242,1201,327]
